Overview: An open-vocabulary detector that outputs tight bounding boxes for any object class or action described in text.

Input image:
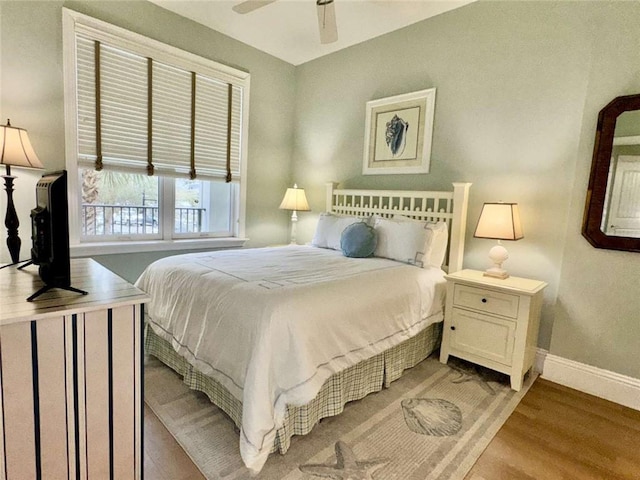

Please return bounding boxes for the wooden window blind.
[75,34,243,182]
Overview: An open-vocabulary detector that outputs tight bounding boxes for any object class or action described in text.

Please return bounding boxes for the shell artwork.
[385,114,409,156]
[401,398,463,437]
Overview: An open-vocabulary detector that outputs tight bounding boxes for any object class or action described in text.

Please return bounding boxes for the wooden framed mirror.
[582,94,640,252]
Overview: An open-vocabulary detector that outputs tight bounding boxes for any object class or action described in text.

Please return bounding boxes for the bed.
[138,182,471,473]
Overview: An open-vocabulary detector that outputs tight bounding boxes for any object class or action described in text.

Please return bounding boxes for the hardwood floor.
[465,379,640,480]
[144,378,640,479]
[144,404,207,480]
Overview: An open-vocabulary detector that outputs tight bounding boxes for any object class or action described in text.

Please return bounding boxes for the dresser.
[439,269,547,391]
[0,258,148,479]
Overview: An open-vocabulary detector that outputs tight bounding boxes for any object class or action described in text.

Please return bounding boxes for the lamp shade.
[474,203,523,241]
[279,184,310,212]
[0,119,43,170]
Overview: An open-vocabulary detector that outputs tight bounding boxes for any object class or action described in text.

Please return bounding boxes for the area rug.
[145,354,536,480]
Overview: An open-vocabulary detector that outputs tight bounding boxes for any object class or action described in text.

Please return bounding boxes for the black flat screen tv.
[30,170,71,286]
[24,170,86,301]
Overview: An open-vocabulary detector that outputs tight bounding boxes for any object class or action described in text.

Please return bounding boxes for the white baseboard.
[536,349,640,411]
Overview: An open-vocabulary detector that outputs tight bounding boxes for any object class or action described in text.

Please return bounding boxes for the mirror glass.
[602,111,640,237]
[582,94,640,252]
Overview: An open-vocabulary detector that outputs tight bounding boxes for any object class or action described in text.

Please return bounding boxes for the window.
[78,169,160,238]
[63,9,249,254]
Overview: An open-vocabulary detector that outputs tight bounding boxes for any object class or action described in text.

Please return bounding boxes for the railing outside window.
[81,204,205,235]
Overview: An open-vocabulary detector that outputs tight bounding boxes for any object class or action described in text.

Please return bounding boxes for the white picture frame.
[362,88,436,175]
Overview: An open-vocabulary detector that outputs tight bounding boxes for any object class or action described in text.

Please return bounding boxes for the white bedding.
[136,245,446,473]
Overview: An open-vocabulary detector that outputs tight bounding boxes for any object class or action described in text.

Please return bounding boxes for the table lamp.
[473,202,523,279]
[279,184,310,244]
[0,119,44,265]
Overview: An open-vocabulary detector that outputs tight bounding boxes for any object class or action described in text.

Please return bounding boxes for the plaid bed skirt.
[145,321,443,454]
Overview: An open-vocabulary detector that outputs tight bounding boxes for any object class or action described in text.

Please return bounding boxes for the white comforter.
[136,245,446,473]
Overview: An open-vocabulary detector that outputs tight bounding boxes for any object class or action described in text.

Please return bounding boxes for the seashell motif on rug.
[400,398,463,437]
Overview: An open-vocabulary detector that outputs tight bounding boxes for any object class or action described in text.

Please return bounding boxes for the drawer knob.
[450,326,456,331]
[481,298,487,303]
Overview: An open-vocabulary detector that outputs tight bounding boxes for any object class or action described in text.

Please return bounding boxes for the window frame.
[62,8,250,255]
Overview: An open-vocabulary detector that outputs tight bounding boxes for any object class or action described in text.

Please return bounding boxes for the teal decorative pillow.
[340,222,377,258]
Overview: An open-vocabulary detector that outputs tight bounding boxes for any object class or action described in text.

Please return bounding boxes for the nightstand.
[439,269,547,391]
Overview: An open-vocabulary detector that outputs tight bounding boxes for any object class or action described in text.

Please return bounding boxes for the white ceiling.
[149,0,476,66]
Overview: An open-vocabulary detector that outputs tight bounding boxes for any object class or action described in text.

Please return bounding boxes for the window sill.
[71,237,248,257]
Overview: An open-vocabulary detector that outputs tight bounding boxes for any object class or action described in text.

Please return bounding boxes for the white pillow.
[373,216,448,268]
[425,221,449,267]
[311,213,364,250]
[393,215,449,267]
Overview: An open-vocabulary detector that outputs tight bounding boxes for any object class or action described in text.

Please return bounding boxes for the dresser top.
[445,269,547,295]
[1,258,149,325]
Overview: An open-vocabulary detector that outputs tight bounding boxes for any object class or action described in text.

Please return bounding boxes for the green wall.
[292,1,640,378]
[549,5,640,378]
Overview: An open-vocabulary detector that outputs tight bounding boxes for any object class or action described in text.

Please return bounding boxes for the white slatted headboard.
[325,183,472,273]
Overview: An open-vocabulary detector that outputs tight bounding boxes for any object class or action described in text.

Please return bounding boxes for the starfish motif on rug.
[299,440,390,480]
[449,361,503,395]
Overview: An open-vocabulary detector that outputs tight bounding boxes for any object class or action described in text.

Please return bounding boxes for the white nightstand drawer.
[449,308,516,366]
[453,284,519,318]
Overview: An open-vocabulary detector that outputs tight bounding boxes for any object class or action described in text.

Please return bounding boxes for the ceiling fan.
[232,0,338,44]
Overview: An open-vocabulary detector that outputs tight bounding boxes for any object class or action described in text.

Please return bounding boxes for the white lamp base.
[483,267,510,279]
[484,243,510,279]
[289,210,298,245]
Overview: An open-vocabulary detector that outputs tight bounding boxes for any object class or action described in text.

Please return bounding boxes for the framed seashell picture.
[363,88,436,175]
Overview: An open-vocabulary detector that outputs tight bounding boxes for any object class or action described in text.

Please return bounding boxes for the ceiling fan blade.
[316,0,338,44]
[232,0,278,15]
